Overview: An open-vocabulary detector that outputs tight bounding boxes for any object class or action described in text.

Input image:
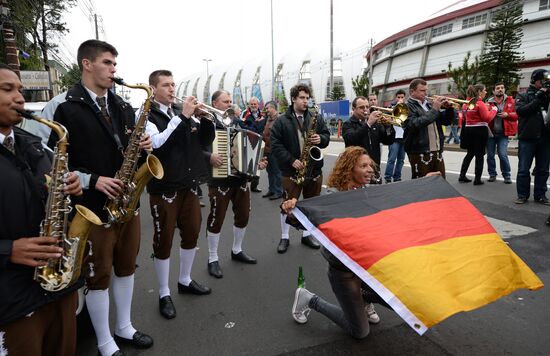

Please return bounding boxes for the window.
[540,0,550,11]
[432,23,453,38]
[462,13,488,29]
[412,32,427,43]
[395,38,408,50]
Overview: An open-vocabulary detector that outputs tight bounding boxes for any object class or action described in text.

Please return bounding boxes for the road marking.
[485,216,537,239]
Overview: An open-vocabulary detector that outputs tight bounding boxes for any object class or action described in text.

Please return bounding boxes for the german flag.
[293,176,543,335]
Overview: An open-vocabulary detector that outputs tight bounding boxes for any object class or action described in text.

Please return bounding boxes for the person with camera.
[514,69,550,205]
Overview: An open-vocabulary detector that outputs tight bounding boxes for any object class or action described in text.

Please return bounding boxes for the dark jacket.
[146,104,215,194]
[515,85,550,140]
[48,82,136,221]
[341,115,395,165]
[241,108,266,134]
[1,127,80,326]
[270,106,330,178]
[403,98,454,154]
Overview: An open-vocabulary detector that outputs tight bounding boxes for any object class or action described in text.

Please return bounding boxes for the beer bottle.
[297,266,305,288]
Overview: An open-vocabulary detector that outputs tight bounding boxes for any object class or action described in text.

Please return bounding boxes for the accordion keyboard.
[212,129,229,178]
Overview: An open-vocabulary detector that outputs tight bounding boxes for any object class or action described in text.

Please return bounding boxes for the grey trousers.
[310,265,370,339]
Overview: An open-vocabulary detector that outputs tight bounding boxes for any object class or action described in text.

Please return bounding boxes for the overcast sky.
[61,0,471,105]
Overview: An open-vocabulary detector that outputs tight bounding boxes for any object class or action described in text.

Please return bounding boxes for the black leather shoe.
[473,180,484,185]
[113,331,153,349]
[301,235,320,249]
[534,196,550,206]
[159,296,176,319]
[178,280,211,295]
[269,194,283,200]
[231,251,257,264]
[262,191,275,198]
[208,261,223,278]
[251,187,262,193]
[458,176,472,183]
[277,239,289,254]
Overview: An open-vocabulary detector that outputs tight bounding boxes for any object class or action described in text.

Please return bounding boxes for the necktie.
[96,96,111,124]
[167,107,174,118]
[3,135,15,155]
[297,115,304,126]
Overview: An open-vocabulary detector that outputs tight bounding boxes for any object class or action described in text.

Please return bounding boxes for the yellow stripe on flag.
[367,233,544,327]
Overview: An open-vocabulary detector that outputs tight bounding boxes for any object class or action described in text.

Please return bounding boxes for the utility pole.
[368,38,374,94]
[270,0,275,101]
[1,1,20,77]
[329,0,334,99]
[94,14,99,40]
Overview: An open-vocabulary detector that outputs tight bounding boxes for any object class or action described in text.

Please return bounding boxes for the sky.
[59,0,476,105]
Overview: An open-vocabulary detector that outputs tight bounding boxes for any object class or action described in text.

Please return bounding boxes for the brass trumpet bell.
[428,96,476,110]
[370,103,409,126]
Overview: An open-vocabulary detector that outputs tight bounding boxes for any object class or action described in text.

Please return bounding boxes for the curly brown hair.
[327,146,375,191]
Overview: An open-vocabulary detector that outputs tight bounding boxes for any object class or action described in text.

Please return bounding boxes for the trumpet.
[427,96,476,110]
[369,103,409,126]
[173,96,234,127]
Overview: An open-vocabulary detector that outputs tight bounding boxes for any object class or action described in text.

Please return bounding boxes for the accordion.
[212,127,264,179]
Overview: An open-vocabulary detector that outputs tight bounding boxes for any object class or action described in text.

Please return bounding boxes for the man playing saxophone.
[47,40,153,356]
[0,63,83,356]
[270,84,330,254]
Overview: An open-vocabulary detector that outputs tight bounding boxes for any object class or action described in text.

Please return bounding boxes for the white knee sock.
[154,257,170,298]
[232,226,246,254]
[280,214,290,240]
[207,232,220,263]
[303,230,311,237]
[112,274,137,339]
[86,289,118,356]
[179,247,196,286]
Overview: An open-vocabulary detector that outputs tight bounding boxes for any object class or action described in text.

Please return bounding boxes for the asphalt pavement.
[77,140,550,356]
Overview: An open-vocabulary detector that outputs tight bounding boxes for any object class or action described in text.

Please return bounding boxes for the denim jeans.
[384,140,405,182]
[266,153,282,195]
[486,135,511,179]
[309,265,370,339]
[445,125,460,144]
[517,137,550,199]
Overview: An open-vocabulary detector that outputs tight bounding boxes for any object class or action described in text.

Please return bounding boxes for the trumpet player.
[270,84,330,254]
[342,96,395,174]
[144,70,215,320]
[0,63,82,356]
[403,78,455,178]
[47,40,153,356]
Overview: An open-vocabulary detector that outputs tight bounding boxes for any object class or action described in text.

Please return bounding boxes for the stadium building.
[176,0,550,109]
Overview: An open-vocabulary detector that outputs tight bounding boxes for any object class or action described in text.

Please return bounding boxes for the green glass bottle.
[297,266,305,288]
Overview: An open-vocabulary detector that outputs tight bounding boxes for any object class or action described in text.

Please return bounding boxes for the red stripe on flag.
[317,197,495,269]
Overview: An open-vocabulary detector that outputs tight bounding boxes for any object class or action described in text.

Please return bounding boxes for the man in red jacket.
[487,82,518,184]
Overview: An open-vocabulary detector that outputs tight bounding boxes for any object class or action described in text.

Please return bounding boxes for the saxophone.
[17,109,102,292]
[104,77,164,224]
[294,106,323,185]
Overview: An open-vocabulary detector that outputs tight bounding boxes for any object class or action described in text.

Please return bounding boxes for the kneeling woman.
[281,146,386,339]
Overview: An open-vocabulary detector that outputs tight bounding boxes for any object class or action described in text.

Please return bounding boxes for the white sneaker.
[292,287,314,324]
[365,303,380,324]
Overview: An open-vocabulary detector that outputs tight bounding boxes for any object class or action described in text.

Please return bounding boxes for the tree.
[478,0,524,92]
[56,63,80,91]
[328,85,345,101]
[8,0,76,97]
[352,73,370,97]
[447,51,480,98]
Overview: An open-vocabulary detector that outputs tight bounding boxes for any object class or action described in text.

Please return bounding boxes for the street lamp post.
[202,58,212,79]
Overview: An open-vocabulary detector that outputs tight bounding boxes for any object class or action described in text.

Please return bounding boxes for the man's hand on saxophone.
[139,132,153,152]
[10,236,63,267]
[96,176,124,199]
[63,171,82,196]
[309,133,321,145]
[292,159,304,170]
